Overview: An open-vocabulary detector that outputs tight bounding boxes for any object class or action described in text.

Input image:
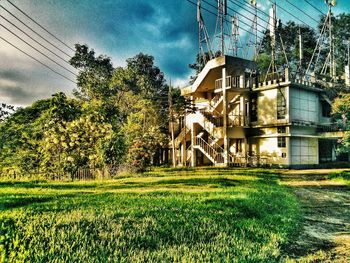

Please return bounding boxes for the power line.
[0,23,77,76]
[0,4,72,57]
[269,0,317,28]
[303,0,325,15]
[0,35,76,84]
[239,0,316,31]
[285,0,319,24]
[186,0,264,41]
[6,0,75,52]
[0,14,73,66]
[202,0,267,38]
[239,0,269,19]
[225,0,268,31]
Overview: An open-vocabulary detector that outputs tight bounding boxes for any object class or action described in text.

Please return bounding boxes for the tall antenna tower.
[214,0,227,55]
[230,15,240,57]
[249,0,258,59]
[305,0,337,81]
[197,0,213,62]
[269,3,277,74]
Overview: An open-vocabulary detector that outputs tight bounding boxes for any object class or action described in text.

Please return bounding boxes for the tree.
[257,21,317,74]
[332,93,350,153]
[40,114,112,174]
[122,94,167,171]
[70,44,114,100]
[0,103,15,123]
[0,93,82,174]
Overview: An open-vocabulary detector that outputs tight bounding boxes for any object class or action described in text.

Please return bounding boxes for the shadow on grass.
[0,196,54,210]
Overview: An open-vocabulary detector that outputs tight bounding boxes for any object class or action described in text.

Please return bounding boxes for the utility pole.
[346,39,350,86]
[299,27,303,70]
[269,3,277,74]
[168,80,176,167]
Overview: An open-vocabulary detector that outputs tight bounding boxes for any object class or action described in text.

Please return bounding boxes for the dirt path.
[279,169,350,262]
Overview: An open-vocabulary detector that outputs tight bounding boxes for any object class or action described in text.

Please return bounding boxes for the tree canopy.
[0,46,173,175]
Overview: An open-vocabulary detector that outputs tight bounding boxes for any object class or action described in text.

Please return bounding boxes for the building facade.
[173,55,344,168]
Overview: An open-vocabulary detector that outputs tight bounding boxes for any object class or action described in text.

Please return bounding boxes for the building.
[172,55,345,168]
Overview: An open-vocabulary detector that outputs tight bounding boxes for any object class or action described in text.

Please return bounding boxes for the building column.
[222,68,229,166]
[191,123,196,167]
[286,135,291,167]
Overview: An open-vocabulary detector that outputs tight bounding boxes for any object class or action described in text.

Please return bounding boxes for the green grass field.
[0,168,300,262]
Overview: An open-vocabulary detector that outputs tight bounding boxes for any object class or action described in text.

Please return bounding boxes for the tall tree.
[70,44,114,100]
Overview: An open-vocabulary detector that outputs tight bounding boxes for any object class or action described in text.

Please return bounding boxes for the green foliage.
[1,45,174,174]
[0,168,301,262]
[0,93,82,174]
[0,103,15,123]
[332,93,350,153]
[40,114,112,174]
[257,21,317,73]
[69,44,114,100]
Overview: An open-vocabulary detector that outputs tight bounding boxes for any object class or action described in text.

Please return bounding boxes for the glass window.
[277,126,286,133]
[278,137,286,148]
[277,88,286,119]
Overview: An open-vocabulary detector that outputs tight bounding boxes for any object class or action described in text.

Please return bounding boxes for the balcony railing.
[215,76,239,89]
[228,115,250,127]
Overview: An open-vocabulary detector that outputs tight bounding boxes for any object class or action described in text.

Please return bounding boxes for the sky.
[0,0,349,107]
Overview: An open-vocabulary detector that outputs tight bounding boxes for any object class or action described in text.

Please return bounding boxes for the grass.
[328,170,350,185]
[0,167,300,262]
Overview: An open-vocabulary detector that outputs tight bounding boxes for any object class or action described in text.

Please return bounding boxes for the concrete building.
[173,55,344,168]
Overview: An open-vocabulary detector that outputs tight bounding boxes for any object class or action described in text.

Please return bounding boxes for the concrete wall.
[290,137,318,165]
[290,87,318,123]
[258,137,288,165]
[257,89,277,125]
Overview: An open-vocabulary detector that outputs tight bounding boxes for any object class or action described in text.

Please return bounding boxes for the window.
[277,88,286,119]
[277,126,286,134]
[321,101,331,117]
[251,93,258,122]
[236,139,243,153]
[281,152,287,158]
[278,137,286,148]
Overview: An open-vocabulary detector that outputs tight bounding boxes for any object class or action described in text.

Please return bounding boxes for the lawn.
[0,167,300,262]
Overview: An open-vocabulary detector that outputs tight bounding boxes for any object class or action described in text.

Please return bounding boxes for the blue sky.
[0,0,349,106]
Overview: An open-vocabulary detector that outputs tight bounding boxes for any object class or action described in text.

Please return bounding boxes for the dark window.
[281,152,287,158]
[277,126,286,133]
[321,101,331,117]
[236,139,243,152]
[278,137,286,148]
[277,88,286,119]
[251,93,258,122]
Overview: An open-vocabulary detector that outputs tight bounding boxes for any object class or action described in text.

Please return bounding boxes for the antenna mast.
[304,1,337,82]
[197,0,213,62]
[251,0,258,59]
[269,3,277,74]
[231,15,240,57]
[215,0,227,55]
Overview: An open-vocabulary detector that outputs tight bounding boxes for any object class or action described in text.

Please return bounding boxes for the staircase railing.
[199,109,223,127]
[195,137,224,163]
[211,93,222,105]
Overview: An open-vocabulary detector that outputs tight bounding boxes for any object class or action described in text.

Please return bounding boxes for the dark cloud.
[0,84,43,105]
[4,0,348,106]
[0,70,27,83]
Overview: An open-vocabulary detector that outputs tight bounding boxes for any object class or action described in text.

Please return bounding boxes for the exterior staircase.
[174,127,190,148]
[194,136,224,164]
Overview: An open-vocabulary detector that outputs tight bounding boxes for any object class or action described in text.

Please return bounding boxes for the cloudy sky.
[0,0,349,106]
